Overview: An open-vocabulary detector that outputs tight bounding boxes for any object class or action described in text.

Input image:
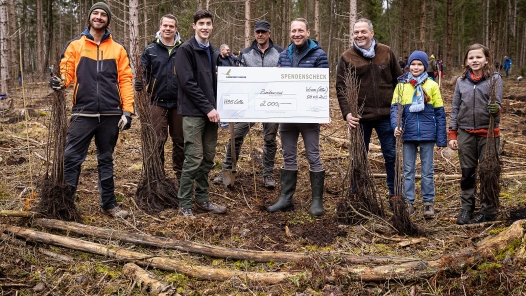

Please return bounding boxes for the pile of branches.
[477,75,502,211]
[130,36,178,214]
[33,55,80,221]
[337,67,384,224]
[391,84,421,235]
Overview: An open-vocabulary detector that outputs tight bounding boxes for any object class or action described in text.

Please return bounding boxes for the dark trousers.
[177,116,218,209]
[64,115,120,210]
[222,122,278,177]
[150,105,184,175]
[458,129,499,215]
[360,118,396,196]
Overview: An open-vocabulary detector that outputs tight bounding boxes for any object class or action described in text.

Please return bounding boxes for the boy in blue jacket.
[390,50,447,219]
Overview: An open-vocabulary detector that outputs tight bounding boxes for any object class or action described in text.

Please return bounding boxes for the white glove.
[118,111,132,131]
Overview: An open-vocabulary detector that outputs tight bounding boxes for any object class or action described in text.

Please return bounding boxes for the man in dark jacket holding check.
[267,18,329,216]
[175,10,226,217]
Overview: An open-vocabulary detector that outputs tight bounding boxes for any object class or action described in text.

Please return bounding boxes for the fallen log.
[0,210,41,218]
[123,263,175,295]
[31,217,419,264]
[340,219,526,281]
[3,225,294,284]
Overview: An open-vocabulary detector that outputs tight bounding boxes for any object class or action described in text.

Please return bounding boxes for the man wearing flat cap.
[49,2,134,219]
[213,20,284,189]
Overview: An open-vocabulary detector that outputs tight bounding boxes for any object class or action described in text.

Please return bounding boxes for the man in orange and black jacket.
[50,2,134,219]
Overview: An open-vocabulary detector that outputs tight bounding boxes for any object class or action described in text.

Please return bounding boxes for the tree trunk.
[4,225,296,284]
[8,0,16,82]
[0,0,8,94]
[349,0,357,46]
[43,0,52,70]
[143,0,148,47]
[129,0,139,66]
[445,0,452,74]
[314,0,319,43]
[28,217,420,264]
[419,0,426,51]
[244,0,250,48]
[281,0,287,48]
[428,0,434,55]
[36,0,43,74]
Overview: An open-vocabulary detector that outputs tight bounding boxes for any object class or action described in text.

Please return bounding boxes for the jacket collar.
[82,27,111,43]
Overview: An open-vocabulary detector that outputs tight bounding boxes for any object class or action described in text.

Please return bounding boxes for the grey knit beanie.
[88,2,111,26]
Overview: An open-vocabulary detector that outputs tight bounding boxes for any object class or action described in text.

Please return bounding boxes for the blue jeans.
[403,141,435,204]
[360,119,396,195]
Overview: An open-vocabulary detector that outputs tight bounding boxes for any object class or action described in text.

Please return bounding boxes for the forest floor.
[1,74,526,295]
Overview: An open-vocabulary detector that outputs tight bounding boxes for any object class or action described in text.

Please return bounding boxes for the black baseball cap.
[254,20,270,32]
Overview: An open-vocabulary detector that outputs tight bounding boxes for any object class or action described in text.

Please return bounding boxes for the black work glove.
[488,103,500,115]
[118,111,132,131]
[50,76,64,91]
[134,80,143,91]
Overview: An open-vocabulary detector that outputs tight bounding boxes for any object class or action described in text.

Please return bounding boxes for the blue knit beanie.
[408,50,429,71]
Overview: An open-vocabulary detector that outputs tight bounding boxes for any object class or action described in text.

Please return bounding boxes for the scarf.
[398,72,429,112]
[469,70,483,83]
[354,38,376,58]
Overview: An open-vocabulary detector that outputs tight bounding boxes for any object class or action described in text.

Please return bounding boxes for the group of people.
[50,2,502,225]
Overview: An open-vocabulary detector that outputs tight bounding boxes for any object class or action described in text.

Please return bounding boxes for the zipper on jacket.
[370,60,379,116]
[472,84,476,128]
[416,113,421,141]
[96,46,100,114]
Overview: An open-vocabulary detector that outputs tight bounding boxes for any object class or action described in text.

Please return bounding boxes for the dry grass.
[1,75,526,294]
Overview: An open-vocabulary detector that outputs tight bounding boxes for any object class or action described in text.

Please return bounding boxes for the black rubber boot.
[267,169,297,212]
[309,170,325,216]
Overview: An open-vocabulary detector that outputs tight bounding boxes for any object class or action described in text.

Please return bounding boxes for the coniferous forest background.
[1,0,526,95]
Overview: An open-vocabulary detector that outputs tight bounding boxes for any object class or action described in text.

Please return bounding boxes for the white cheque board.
[217,67,330,123]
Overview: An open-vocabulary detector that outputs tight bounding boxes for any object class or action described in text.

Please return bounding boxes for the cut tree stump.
[3,225,295,284]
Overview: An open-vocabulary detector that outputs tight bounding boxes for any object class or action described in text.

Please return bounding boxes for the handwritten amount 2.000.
[260,100,279,107]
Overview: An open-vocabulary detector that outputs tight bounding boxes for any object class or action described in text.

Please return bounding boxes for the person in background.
[449,43,503,225]
[428,54,438,80]
[503,55,512,77]
[335,18,403,206]
[267,18,329,216]
[174,10,226,217]
[398,56,406,71]
[50,2,133,219]
[390,50,446,219]
[135,14,184,182]
[213,20,284,189]
[217,44,239,66]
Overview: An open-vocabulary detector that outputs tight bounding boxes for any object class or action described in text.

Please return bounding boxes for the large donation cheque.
[217,67,330,123]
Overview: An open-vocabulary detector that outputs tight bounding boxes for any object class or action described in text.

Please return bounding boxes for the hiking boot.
[423,202,435,219]
[195,201,227,214]
[179,208,195,218]
[103,205,129,219]
[263,175,276,189]
[469,213,496,224]
[456,209,473,225]
[213,172,223,185]
[407,203,415,216]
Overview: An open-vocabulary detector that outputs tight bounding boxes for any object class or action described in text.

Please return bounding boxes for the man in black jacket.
[135,14,184,182]
[213,20,284,189]
[175,10,226,217]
